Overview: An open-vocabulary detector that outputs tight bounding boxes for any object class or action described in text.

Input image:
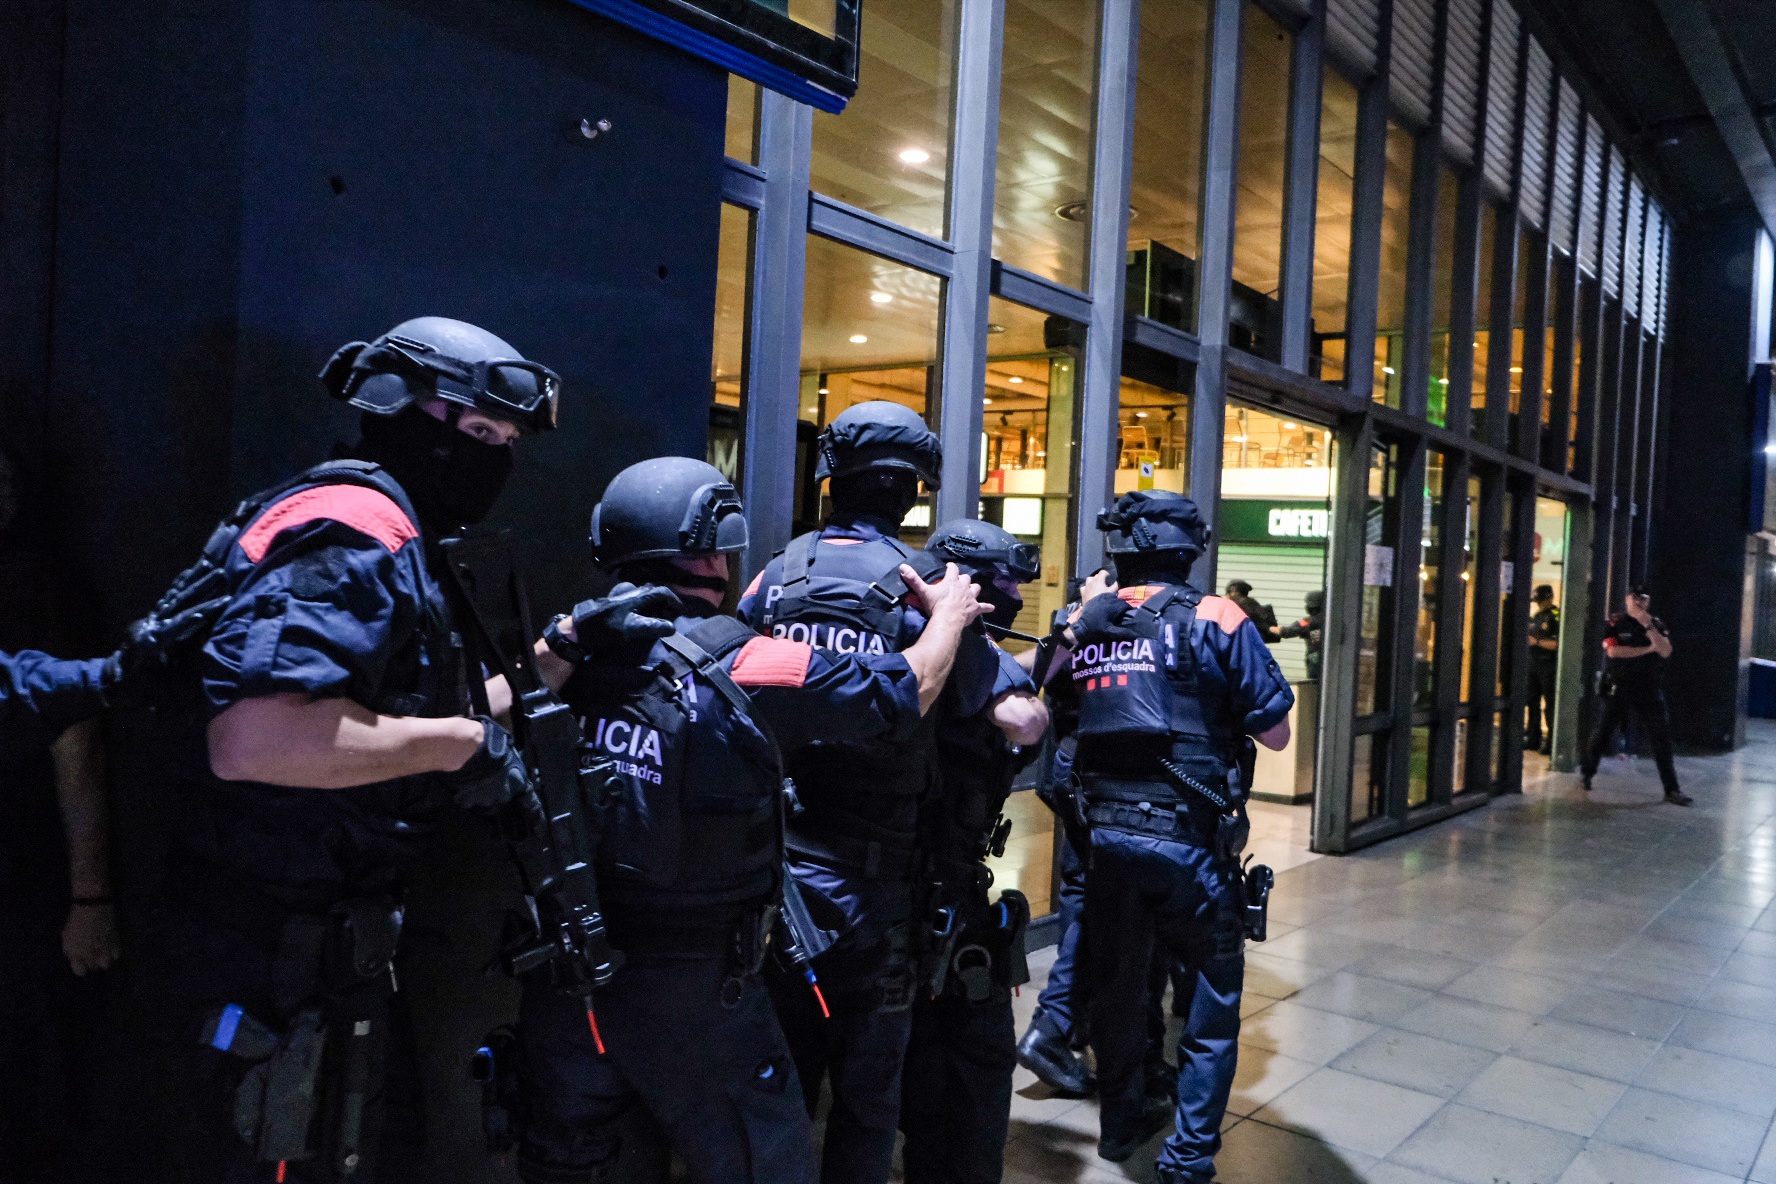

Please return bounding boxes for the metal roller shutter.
[1442,0,1484,163]
[1658,228,1670,339]
[1623,177,1645,316]
[1577,115,1606,276]
[1641,204,1663,328]
[1390,0,1437,128]
[1218,543,1329,683]
[1519,39,1553,229]
[1482,0,1522,199]
[1327,0,1384,79]
[1602,147,1626,298]
[1549,80,1581,254]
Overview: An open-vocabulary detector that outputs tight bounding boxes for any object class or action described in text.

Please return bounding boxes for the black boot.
[1097,1097,1172,1163]
[1145,1056,1180,1101]
[1017,1012,1096,1095]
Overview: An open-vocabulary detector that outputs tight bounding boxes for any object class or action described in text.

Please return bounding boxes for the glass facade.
[712,0,1672,862]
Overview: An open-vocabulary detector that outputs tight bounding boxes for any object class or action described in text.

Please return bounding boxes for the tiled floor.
[997,720,1776,1183]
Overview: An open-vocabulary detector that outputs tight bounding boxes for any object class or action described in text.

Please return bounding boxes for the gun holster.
[469,1026,525,1156]
[1239,856,1275,943]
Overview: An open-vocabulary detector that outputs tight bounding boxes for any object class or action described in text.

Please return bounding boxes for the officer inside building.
[1581,584,1690,805]
[1223,579,1280,644]
[737,401,1004,1184]
[1525,584,1560,754]
[513,456,986,1184]
[1276,588,1326,681]
[1069,490,1293,1182]
[898,519,1049,1184]
[137,317,563,1182]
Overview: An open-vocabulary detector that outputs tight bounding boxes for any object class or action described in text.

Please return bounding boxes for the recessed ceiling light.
[1135,411,1149,419]
[1008,376,1024,384]
[849,334,868,344]
[1055,201,1139,223]
[1232,435,1247,442]
[1382,366,1396,375]
[983,398,993,405]
[898,147,930,165]
[870,292,893,304]
[818,387,830,394]
[1283,421,1297,429]
[1509,366,1523,373]
[986,323,1006,334]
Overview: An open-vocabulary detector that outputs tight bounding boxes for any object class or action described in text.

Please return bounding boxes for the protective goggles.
[325,336,562,433]
[998,541,1041,583]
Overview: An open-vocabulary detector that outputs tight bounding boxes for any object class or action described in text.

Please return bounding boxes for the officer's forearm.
[990,690,1049,746]
[208,693,486,788]
[903,612,970,715]
[1649,632,1672,658]
[1255,718,1291,751]
[1609,643,1655,659]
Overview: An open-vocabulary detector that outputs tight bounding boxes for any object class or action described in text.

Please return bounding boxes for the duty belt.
[787,830,921,880]
[1085,800,1212,846]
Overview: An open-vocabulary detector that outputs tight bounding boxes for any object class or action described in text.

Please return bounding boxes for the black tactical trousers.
[1582,689,1680,794]
[898,990,1018,1184]
[1525,658,1557,750]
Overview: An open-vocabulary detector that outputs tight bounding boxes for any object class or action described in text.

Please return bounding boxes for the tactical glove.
[101,595,232,708]
[545,583,680,663]
[1075,591,1140,641]
[445,716,534,812]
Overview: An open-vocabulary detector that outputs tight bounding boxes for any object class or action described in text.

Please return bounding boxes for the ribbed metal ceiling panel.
[1657,227,1670,339]
[1623,176,1645,316]
[1577,115,1605,277]
[1441,0,1484,163]
[1389,0,1437,128]
[1548,80,1581,254]
[1327,0,1384,79]
[1602,146,1626,298]
[1483,0,1522,199]
[1518,38,1553,229]
[1641,204,1663,328]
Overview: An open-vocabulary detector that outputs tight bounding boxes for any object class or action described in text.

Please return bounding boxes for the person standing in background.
[1525,586,1560,755]
[1581,586,1689,806]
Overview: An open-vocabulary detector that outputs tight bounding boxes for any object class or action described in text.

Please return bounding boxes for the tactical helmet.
[1304,589,1325,613]
[321,316,561,433]
[1226,579,1253,598]
[814,401,943,489]
[925,519,1040,583]
[1097,490,1211,557]
[590,456,748,568]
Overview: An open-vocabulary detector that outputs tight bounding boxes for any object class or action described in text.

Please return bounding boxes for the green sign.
[1220,499,1331,545]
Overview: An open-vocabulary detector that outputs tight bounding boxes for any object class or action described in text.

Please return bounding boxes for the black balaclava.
[1115,553,1196,589]
[829,470,920,533]
[977,573,1024,629]
[354,405,513,530]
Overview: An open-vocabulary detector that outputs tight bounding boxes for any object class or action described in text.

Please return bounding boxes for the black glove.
[1076,591,1139,641]
[444,716,533,812]
[101,595,231,708]
[545,583,680,663]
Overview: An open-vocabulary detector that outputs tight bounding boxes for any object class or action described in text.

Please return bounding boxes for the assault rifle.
[438,533,622,1041]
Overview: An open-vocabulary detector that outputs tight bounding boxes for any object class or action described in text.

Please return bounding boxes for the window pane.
[1509,227,1531,451]
[994,0,1100,289]
[1428,166,1461,426]
[1459,473,1481,703]
[1351,728,1387,825]
[1471,204,1499,440]
[1127,0,1213,332]
[725,77,759,164]
[1117,376,1192,494]
[1495,489,1516,697]
[1373,123,1415,406]
[1230,3,1293,361]
[810,0,959,238]
[1414,450,1446,711]
[1408,723,1432,808]
[800,235,945,535]
[1313,70,1360,384]
[1357,441,1398,715]
[709,204,753,482]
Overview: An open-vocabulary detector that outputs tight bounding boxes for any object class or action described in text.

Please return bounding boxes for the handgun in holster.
[469,1026,524,1156]
[1240,855,1275,942]
[923,903,961,998]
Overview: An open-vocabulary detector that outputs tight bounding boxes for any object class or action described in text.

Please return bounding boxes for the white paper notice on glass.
[1500,560,1515,595]
[1364,543,1394,587]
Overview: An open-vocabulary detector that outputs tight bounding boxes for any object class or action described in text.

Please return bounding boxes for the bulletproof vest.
[750,530,940,857]
[157,462,464,917]
[571,615,784,929]
[929,707,1028,867]
[1069,586,1238,804]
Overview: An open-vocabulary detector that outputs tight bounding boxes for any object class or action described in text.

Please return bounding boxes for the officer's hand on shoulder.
[1079,567,1117,604]
[102,594,232,708]
[444,716,534,812]
[1076,591,1138,640]
[901,562,985,628]
[548,583,681,662]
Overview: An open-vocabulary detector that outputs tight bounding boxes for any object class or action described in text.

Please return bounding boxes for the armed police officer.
[1525,585,1559,754]
[898,520,1049,1184]
[738,401,1003,1184]
[139,317,563,1183]
[1069,491,1293,1182]
[1581,584,1689,805]
[507,457,985,1184]
[1276,589,1325,681]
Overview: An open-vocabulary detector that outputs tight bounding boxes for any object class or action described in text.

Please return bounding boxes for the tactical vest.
[156,461,464,918]
[570,615,785,948]
[751,530,941,872]
[1070,586,1238,809]
[929,710,1028,869]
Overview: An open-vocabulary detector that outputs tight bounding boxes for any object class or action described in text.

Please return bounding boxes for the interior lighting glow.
[897,147,930,165]
[1509,366,1523,373]
[1382,366,1396,375]
[870,292,893,304]
[1135,411,1149,419]
[983,398,993,405]
[1283,421,1298,429]
[1008,376,1024,384]
[848,334,868,344]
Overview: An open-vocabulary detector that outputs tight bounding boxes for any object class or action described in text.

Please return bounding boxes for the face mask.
[979,575,1024,629]
[357,405,514,528]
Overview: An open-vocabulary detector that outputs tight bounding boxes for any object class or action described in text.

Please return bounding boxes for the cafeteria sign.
[1220,499,1331,545]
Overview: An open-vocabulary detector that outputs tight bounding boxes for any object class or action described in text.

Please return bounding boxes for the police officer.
[1276,589,1325,682]
[1525,585,1560,754]
[141,317,564,1183]
[510,457,985,1184]
[738,400,1000,1184]
[1223,580,1280,643]
[1581,585,1689,805]
[1070,491,1293,1181]
[897,519,1049,1184]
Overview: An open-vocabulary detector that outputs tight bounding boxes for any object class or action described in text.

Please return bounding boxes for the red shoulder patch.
[743,570,764,597]
[1196,595,1249,635]
[1117,585,1161,607]
[730,637,813,688]
[238,484,418,564]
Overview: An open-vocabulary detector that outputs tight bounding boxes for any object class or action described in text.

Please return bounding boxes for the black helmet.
[1225,579,1253,598]
[925,519,1040,583]
[1304,589,1325,613]
[815,401,943,489]
[590,457,748,568]
[1097,490,1210,557]
[321,316,561,433]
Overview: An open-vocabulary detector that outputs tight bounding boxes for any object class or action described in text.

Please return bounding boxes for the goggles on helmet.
[324,335,562,433]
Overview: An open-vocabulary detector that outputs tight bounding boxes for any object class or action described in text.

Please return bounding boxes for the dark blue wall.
[0,2,725,1178]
